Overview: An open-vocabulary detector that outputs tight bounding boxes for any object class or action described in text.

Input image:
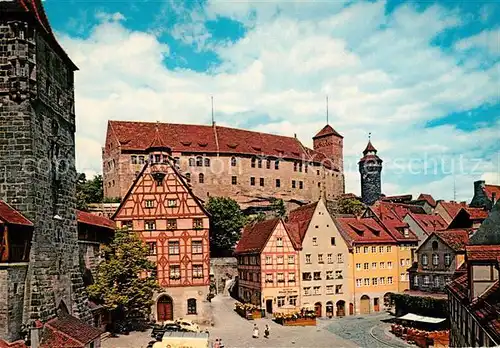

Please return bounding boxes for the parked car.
[175,319,200,333]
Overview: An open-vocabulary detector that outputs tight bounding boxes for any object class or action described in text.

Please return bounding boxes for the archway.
[360,295,370,314]
[157,295,173,322]
[314,302,322,318]
[326,301,333,318]
[336,300,346,317]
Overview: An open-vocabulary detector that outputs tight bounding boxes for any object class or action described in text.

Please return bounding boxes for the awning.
[397,313,446,324]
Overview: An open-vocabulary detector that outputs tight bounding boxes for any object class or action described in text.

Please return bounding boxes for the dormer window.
[403,227,409,237]
[432,241,438,250]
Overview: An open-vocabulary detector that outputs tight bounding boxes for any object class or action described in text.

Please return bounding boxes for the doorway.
[360,295,370,314]
[336,300,346,317]
[314,302,322,318]
[266,299,273,314]
[374,298,380,312]
[157,295,173,322]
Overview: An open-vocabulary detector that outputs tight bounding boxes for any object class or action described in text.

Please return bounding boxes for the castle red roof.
[43,314,102,347]
[434,230,470,252]
[108,121,339,170]
[313,124,343,139]
[334,216,396,245]
[370,202,419,242]
[0,201,33,226]
[484,184,500,201]
[76,210,115,230]
[408,213,447,235]
[147,124,170,150]
[417,194,437,207]
[363,140,377,155]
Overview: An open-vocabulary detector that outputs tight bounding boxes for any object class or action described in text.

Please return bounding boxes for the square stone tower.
[0,0,91,342]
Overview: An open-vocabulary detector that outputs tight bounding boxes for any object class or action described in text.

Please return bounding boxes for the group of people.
[252,324,270,339]
[213,338,225,348]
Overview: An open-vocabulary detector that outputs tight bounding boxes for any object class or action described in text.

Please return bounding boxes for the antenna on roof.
[326,96,329,125]
[211,96,215,126]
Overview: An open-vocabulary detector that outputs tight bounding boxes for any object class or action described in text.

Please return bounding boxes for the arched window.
[432,254,439,266]
[185,173,191,183]
[432,241,438,250]
[189,158,195,166]
[422,254,428,266]
[196,156,203,167]
[231,157,237,167]
[187,298,197,315]
[199,173,204,184]
[251,157,256,168]
[204,158,210,167]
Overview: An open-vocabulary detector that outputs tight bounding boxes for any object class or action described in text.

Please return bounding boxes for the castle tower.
[313,124,344,172]
[0,0,91,342]
[359,137,382,206]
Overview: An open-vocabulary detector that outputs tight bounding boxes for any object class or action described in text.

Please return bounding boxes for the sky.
[43,0,499,202]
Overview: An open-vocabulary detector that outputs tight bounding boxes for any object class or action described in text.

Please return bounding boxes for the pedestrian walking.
[219,338,225,348]
[213,338,221,348]
[264,324,270,339]
[252,324,259,338]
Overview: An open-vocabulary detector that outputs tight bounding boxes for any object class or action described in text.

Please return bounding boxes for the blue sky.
[43,0,499,201]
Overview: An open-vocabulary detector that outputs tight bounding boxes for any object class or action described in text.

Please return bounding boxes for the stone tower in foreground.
[0,0,91,342]
[359,139,382,206]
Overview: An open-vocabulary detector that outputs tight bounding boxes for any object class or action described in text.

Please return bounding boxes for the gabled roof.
[465,207,489,220]
[235,218,281,254]
[369,202,418,242]
[76,210,115,230]
[285,202,318,245]
[313,124,343,139]
[466,245,500,262]
[334,216,396,245]
[417,194,437,207]
[434,230,469,252]
[43,314,103,347]
[407,213,447,235]
[0,201,33,226]
[469,201,500,245]
[108,121,340,170]
[437,201,467,220]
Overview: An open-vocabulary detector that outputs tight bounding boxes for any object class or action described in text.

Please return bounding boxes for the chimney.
[294,133,297,139]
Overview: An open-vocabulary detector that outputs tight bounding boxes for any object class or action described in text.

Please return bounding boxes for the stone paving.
[102,295,412,348]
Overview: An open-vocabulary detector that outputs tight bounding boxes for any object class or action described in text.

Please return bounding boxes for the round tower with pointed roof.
[358,137,383,205]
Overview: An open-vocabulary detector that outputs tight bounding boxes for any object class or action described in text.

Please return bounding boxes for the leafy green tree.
[76,173,105,210]
[270,198,287,218]
[245,212,266,225]
[205,197,245,256]
[337,197,364,215]
[87,229,160,322]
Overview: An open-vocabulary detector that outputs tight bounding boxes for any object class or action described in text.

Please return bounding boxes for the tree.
[76,173,106,210]
[337,197,364,215]
[205,197,245,256]
[245,212,266,225]
[270,198,287,218]
[87,229,160,322]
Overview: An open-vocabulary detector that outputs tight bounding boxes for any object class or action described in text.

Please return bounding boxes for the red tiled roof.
[465,207,489,220]
[148,123,170,150]
[235,218,280,254]
[381,194,413,203]
[370,202,418,242]
[466,245,500,262]
[434,230,469,252]
[409,213,448,235]
[484,184,500,201]
[285,202,318,245]
[0,340,27,348]
[439,201,467,220]
[0,201,33,226]
[109,121,339,169]
[76,210,115,230]
[334,216,395,245]
[44,314,102,347]
[417,194,437,207]
[313,124,343,139]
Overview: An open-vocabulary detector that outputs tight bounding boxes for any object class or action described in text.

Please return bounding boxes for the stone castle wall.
[0,16,90,341]
[0,265,28,342]
[103,151,345,208]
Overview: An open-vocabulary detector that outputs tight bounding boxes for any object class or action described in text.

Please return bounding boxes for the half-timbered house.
[235,218,301,314]
[113,130,211,324]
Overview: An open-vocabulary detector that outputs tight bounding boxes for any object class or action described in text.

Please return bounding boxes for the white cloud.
[56,3,499,202]
[455,28,500,57]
